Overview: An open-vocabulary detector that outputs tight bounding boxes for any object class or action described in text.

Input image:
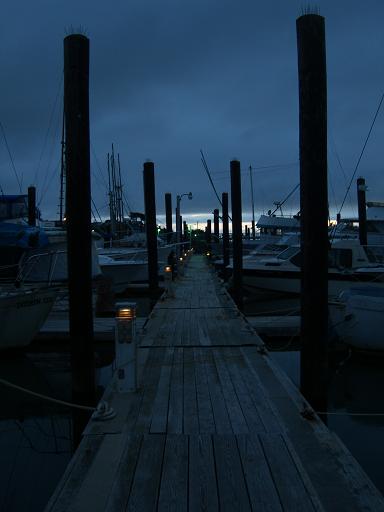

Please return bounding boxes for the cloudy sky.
[1,0,384,227]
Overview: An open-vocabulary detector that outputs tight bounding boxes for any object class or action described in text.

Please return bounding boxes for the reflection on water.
[270,348,384,494]
[0,355,72,512]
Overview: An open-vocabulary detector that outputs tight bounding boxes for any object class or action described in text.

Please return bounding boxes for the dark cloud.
[1,0,384,225]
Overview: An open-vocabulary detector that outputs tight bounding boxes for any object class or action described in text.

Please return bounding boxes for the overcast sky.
[1,0,384,226]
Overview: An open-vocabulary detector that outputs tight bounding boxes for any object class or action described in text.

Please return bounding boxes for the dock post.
[143,161,159,293]
[64,34,95,419]
[115,303,137,392]
[357,177,368,246]
[222,192,230,277]
[213,208,220,243]
[230,159,243,309]
[164,265,174,297]
[165,193,173,244]
[297,13,328,413]
[28,186,36,226]
[206,219,212,255]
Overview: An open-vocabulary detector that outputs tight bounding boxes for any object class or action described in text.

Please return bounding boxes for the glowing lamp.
[116,306,136,320]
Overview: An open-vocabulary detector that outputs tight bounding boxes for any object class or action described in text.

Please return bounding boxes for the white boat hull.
[98,244,175,292]
[99,259,148,292]
[330,292,384,351]
[242,268,384,298]
[0,287,57,349]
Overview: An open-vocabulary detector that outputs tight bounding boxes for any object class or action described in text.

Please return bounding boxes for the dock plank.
[158,435,188,512]
[127,434,165,512]
[213,435,251,511]
[189,435,219,512]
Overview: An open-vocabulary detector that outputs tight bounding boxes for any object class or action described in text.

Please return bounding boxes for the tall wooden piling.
[28,186,36,226]
[64,34,95,412]
[165,192,173,244]
[357,177,368,246]
[143,161,159,291]
[213,208,220,242]
[206,219,212,247]
[230,159,243,308]
[222,192,230,273]
[297,13,328,412]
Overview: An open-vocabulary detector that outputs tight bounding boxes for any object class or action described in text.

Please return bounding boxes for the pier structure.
[45,255,384,512]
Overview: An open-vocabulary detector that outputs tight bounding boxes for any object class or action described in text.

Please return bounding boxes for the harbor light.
[165,265,172,273]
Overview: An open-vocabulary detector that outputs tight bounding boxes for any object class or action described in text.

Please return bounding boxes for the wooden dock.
[45,255,384,511]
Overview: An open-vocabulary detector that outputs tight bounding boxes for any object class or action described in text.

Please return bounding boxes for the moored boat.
[329,287,384,351]
[0,286,58,350]
[234,239,384,299]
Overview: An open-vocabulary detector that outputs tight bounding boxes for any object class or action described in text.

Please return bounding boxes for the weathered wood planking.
[45,255,384,512]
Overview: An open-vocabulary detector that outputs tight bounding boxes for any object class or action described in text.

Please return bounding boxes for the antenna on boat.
[270,183,300,215]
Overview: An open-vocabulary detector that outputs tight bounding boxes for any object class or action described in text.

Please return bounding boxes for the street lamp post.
[176,192,192,260]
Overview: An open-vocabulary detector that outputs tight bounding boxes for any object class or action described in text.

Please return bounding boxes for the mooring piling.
[213,208,220,242]
[357,177,368,246]
[206,218,212,247]
[222,192,229,271]
[297,13,328,412]
[165,192,173,244]
[143,161,159,292]
[28,185,36,226]
[230,159,243,308]
[64,34,95,414]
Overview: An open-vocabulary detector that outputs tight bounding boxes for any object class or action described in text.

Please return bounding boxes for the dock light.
[164,265,174,297]
[115,302,137,392]
[179,257,183,262]
[116,306,136,320]
[206,252,211,257]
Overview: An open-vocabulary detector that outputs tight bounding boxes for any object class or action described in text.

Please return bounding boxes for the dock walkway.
[45,255,384,511]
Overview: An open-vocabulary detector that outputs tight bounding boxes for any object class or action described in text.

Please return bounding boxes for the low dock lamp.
[115,302,137,392]
[164,265,174,297]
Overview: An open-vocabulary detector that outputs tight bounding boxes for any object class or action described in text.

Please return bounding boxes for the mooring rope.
[0,377,116,420]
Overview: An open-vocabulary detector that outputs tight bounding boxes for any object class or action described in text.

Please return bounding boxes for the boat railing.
[16,250,66,286]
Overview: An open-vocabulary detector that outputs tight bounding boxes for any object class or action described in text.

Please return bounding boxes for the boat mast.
[108,152,116,237]
[117,153,124,224]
